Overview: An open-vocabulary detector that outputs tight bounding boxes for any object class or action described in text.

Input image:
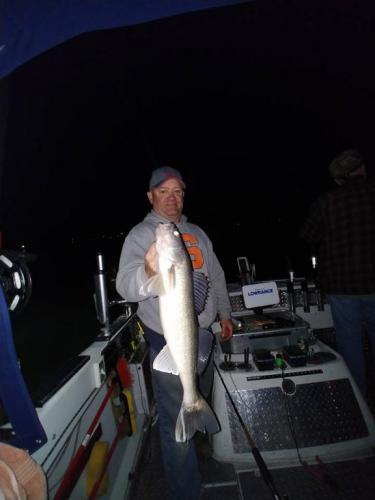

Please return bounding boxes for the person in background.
[300,149,375,398]
[116,166,233,500]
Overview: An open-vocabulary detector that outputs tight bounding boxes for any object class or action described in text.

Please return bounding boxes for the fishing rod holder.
[94,253,111,337]
[93,253,136,339]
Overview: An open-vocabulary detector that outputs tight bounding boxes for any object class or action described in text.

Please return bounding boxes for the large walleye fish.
[145,222,219,442]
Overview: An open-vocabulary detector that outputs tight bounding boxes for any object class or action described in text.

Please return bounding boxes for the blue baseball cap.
[149,166,186,190]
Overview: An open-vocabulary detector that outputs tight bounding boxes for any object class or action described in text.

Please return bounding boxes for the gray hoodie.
[116,210,232,335]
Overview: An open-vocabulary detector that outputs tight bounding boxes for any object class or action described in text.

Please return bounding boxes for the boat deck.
[129,422,375,500]
[128,325,375,500]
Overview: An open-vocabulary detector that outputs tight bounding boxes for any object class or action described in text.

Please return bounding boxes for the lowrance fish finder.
[242,281,279,309]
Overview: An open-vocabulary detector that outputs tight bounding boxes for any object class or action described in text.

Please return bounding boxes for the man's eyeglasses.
[157,188,185,197]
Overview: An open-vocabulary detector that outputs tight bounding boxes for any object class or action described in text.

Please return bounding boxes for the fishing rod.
[213,360,289,500]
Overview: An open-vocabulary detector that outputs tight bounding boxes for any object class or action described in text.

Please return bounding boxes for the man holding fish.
[116,166,233,500]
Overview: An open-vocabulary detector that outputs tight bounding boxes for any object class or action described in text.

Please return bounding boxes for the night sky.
[2,1,375,285]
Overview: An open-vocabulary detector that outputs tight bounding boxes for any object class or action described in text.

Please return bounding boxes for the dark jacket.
[300,176,375,295]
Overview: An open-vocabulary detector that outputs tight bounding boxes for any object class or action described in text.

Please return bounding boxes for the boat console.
[211,269,375,468]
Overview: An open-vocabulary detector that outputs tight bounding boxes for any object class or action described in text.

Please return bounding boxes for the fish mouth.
[155,223,185,262]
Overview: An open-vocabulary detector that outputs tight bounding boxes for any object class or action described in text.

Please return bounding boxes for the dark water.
[11,300,97,394]
[9,242,114,393]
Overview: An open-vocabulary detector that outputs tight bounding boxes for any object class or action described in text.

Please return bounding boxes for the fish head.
[155,223,186,265]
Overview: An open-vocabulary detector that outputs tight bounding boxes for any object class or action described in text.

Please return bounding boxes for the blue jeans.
[144,325,214,500]
[329,294,375,394]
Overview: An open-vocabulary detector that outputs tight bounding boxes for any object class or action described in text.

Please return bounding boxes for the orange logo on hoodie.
[182,233,204,269]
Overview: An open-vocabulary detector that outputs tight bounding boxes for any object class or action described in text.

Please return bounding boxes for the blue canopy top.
[0,0,251,79]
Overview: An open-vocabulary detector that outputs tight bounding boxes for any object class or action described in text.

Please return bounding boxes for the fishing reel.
[0,249,33,314]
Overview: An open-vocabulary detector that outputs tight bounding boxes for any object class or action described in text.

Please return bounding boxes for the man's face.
[147,178,185,223]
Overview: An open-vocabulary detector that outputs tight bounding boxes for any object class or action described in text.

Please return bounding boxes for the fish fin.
[192,272,210,315]
[139,273,165,297]
[153,345,179,375]
[197,328,215,375]
[175,396,220,443]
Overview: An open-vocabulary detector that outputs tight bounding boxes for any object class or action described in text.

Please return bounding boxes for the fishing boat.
[1,248,374,499]
[1,2,375,499]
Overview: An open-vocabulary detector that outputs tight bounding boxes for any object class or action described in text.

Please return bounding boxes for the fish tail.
[175,396,219,443]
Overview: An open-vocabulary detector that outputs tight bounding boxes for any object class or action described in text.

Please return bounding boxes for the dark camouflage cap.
[328,149,364,179]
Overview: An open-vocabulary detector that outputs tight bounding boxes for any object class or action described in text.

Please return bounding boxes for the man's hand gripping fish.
[144,222,219,442]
